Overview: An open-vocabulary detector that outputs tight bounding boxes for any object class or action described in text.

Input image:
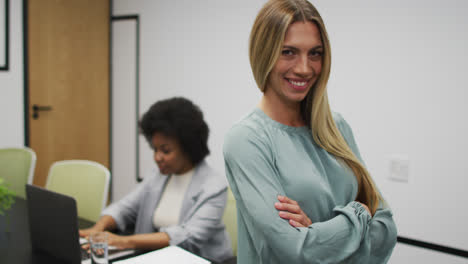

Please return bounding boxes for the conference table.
[0,197,236,264]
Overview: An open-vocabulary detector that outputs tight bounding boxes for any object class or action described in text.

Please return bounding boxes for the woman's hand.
[274,195,312,227]
[81,232,131,250]
[79,226,104,250]
[79,226,103,238]
[106,232,132,249]
[358,202,372,216]
[79,215,117,239]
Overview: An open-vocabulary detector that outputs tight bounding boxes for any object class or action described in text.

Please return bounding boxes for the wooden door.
[27,0,110,186]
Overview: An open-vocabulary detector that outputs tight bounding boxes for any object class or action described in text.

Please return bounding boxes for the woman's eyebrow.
[283,45,299,51]
[154,143,168,149]
[309,45,324,52]
[282,45,323,50]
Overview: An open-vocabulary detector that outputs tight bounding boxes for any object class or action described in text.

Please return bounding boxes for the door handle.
[32,104,53,119]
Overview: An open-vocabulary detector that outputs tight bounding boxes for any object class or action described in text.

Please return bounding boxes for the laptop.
[25,184,135,264]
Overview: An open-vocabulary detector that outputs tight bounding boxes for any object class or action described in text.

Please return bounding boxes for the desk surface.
[0,197,236,264]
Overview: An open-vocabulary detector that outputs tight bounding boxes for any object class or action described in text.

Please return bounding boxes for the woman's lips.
[286,78,309,91]
[157,164,167,172]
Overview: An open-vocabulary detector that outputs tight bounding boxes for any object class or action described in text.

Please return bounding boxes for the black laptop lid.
[25,184,81,264]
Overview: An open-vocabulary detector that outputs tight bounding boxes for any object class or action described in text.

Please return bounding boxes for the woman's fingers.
[79,229,89,237]
[277,195,298,205]
[289,219,305,228]
[278,211,308,227]
[278,211,308,225]
[278,210,307,224]
[79,227,101,238]
[274,201,301,213]
[275,195,312,227]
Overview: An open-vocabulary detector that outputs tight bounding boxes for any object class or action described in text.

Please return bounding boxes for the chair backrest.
[0,147,37,198]
[45,160,110,222]
[223,187,238,255]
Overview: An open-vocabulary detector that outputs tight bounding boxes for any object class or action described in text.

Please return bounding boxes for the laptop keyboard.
[79,238,90,261]
[79,237,136,262]
[81,247,90,261]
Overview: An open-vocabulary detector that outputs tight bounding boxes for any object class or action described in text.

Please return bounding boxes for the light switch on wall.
[388,155,410,182]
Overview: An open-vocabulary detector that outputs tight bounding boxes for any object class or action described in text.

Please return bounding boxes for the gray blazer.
[102,161,233,262]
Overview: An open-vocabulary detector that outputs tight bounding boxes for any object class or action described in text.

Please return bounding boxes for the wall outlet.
[389,155,410,182]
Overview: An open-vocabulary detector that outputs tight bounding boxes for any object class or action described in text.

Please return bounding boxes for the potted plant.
[0,178,15,235]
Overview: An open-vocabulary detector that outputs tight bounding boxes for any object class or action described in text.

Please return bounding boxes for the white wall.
[112,0,265,198]
[111,18,140,201]
[0,0,24,148]
[313,0,468,251]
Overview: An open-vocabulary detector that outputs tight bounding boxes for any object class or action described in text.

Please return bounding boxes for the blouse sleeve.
[334,113,398,263]
[224,124,374,263]
[101,172,151,231]
[159,183,228,247]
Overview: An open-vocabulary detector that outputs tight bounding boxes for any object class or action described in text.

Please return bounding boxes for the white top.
[153,168,194,228]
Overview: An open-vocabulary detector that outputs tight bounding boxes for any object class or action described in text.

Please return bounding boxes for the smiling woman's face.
[151,132,193,175]
[265,21,323,106]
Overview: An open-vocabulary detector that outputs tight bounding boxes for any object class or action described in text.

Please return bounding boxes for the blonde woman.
[223,0,397,263]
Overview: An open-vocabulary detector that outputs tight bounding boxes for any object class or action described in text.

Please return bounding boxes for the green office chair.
[0,147,37,199]
[45,160,110,222]
[223,187,238,255]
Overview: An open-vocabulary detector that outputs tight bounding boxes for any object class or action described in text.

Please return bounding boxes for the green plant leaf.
[0,179,16,215]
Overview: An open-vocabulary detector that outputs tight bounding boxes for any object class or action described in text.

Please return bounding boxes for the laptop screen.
[26,184,82,264]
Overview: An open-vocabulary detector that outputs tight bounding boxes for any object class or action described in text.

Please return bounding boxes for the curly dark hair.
[139,97,210,165]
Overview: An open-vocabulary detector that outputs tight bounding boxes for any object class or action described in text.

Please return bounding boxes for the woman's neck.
[258,95,305,127]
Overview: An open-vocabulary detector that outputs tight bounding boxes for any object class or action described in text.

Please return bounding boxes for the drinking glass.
[89,232,108,264]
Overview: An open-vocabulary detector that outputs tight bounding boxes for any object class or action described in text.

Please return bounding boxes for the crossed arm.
[275,194,371,227]
[223,120,397,263]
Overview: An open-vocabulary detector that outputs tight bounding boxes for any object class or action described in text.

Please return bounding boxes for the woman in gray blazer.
[80,97,233,263]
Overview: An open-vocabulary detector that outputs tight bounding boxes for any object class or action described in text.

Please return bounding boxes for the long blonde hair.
[249,0,381,214]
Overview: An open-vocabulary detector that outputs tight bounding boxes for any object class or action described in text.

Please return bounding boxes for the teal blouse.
[223,108,397,264]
